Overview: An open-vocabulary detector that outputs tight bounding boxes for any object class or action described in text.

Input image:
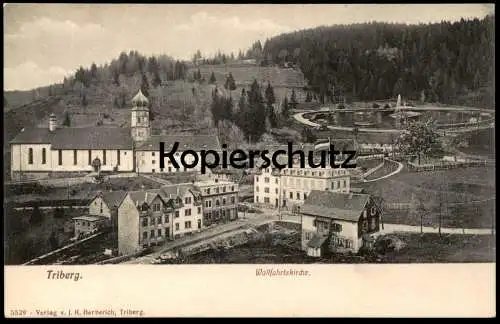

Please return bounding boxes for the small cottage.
[300,190,381,257]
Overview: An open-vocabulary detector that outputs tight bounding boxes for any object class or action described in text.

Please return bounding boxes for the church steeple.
[130,89,151,142]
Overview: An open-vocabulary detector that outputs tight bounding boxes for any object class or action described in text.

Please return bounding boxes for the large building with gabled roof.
[9,90,221,180]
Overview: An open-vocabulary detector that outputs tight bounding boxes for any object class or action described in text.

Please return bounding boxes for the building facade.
[116,184,203,255]
[194,179,239,227]
[300,190,381,257]
[9,90,221,180]
[254,164,351,211]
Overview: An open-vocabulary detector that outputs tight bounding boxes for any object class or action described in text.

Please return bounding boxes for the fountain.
[389,94,421,121]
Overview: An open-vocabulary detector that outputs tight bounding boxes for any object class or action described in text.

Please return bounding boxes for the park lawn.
[358,166,495,228]
[359,166,495,204]
[381,233,495,263]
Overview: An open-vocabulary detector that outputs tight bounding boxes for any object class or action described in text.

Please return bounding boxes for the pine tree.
[209,72,216,84]
[90,63,98,79]
[141,73,150,98]
[62,111,71,126]
[152,71,162,88]
[29,206,43,225]
[290,89,298,109]
[281,96,290,120]
[225,73,236,90]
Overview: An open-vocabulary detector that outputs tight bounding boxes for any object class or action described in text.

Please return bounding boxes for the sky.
[4,3,495,91]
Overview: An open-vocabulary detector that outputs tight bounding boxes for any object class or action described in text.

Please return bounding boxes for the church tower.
[130,89,151,142]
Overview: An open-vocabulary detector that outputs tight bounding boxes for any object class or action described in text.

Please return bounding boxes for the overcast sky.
[4,3,494,91]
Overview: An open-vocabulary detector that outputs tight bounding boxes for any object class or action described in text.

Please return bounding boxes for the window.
[264,187,270,193]
[264,197,270,204]
[142,218,148,227]
[185,221,192,229]
[88,150,92,165]
[175,211,179,218]
[223,187,226,193]
[296,192,300,200]
[58,150,63,165]
[42,148,46,164]
[152,152,155,157]
[205,201,212,208]
[255,177,259,182]
[175,223,179,231]
[73,150,78,165]
[275,188,278,194]
[158,229,162,237]
[152,160,156,164]
[265,177,270,183]
[289,192,293,199]
[103,150,107,165]
[28,148,33,165]
[117,150,120,166]
[222,198,226,205]
[215,188,219,194]
[207,188,211,194]
[100,201,103,214]
[158,216,162,224]
[185,209,191,216]
[231,186,234,191]
[151,217,156,226]
[197,207,201,214]
[275,178,278,184]
[304,193,307,200]
[331,223,342,232]
[256,186,259,192]
[231,197,235,204]
[343,180,347,188]
[143,232,148,240]
[185,197,192,204]
[256,197,259,202]
[152,169,155,173]
[168,167,172,172]
[215,200,220,206]
[150,230,155,238]
[153,203,161,212]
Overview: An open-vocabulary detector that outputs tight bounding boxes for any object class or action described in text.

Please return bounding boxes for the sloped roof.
[100,190,127,209]
[159,183,201,200]
[135,134,221,151]
[301,190,370,222]
[10,126,133,149]
[127,189,164,207]
[307,234,328,249]
[10,128,52,144]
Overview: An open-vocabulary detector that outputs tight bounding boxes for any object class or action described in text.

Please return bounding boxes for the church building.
[9,90,221,180]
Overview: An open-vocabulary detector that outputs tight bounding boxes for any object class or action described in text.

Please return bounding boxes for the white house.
[254,140,354,211]
[300,190,381,257]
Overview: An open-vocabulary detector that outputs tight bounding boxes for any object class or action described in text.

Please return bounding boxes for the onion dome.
[132,89,149,107]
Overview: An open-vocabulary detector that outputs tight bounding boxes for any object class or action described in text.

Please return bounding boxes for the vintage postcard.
[4,3,495,318]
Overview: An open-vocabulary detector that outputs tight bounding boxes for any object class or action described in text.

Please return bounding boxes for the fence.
[407,159,494,172]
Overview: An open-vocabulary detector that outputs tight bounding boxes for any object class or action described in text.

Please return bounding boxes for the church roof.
[10,127,133,150]
[135,134,221,151]
[132,89,149,105]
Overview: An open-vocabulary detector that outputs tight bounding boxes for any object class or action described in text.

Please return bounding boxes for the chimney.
[49,113,57,132]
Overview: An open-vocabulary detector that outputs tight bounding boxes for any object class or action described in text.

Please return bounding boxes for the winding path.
[361,158,404,183]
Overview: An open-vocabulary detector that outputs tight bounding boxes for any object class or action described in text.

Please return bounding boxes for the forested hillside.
[262,15,495,107]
